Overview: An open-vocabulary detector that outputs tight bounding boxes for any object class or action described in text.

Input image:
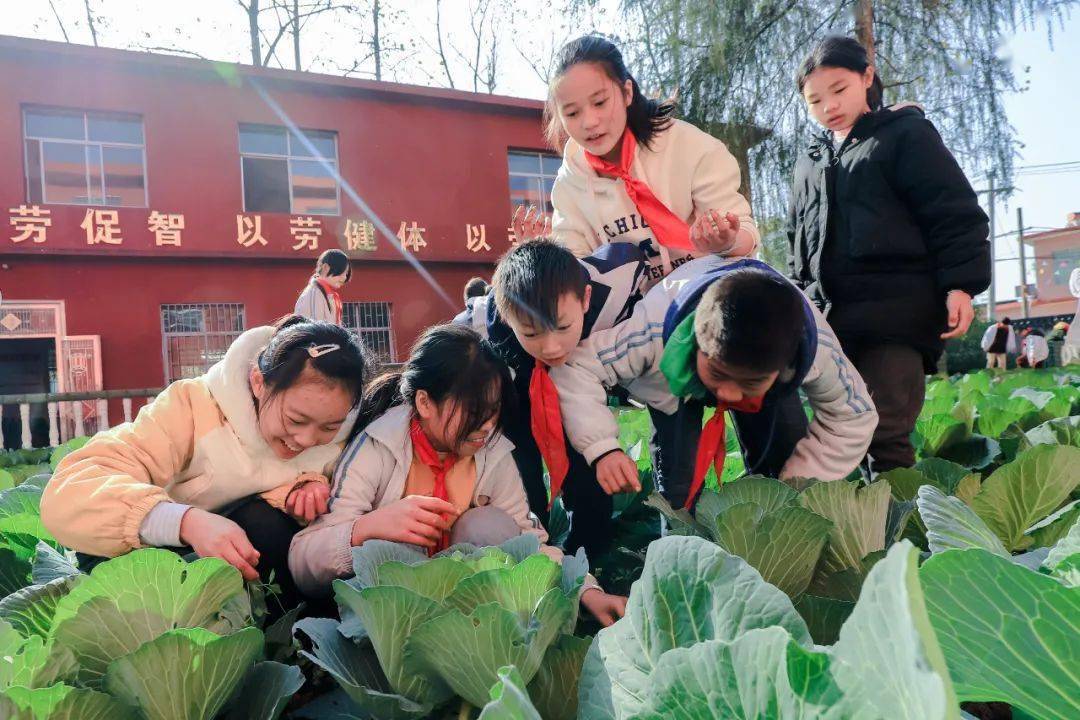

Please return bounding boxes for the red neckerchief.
[315,278,343,324]
[585,127,694,252]
[686,396,764,509]
[529,360,570,509]
[409,417,457,554]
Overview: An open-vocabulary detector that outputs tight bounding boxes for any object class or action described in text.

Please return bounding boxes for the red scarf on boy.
[315,278,343,324]
[529,361,570,509]
[686,396,764,509]
[584,128,694,252]
[409,417,457,554]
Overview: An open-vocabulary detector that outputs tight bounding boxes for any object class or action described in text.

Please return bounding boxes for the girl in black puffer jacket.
[787,36,990,473]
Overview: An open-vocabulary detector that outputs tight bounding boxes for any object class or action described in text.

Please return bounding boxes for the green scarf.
[659,311,709,400]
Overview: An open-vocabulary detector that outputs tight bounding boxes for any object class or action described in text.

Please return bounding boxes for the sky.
[5,0,1078,303]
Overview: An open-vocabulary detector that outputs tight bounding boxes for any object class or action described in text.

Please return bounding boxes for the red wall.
[1,254,480,390]
[0,38,548,401]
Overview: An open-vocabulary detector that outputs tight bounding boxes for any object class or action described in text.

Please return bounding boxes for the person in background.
[42,318,368,617]
[463,276,490,304]
[289,324,628,626]
[981,317,1018,371]
[788,35,990,473]
[1063,267,1080,365]
[1018,327,1049,369]
[295,249,352,325]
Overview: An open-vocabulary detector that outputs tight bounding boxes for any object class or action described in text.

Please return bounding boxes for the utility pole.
[1017,207,1030,319]
[975,173,1013,321]
[986,172,996,321]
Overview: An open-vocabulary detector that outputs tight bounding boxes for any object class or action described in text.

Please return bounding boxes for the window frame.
[237,123,342,216]
[342,301,396,364]
[22,107,150,208]
[159,303,246,384]
[507,149,560,216]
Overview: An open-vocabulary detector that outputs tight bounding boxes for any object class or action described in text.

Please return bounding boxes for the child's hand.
[690,210,740,255]
[595,451,642,495]
[581,588,627,627]
[941,290,975,339]
[351,495,459,548]
[512,204,551,242]
[285,478,331,524]
[179,508,260,581]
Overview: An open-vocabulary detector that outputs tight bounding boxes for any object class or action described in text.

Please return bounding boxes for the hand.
[351,495,460,548]
[511,204,551,242]
[595,451,642,495]
[179,508,260,581]
[285,478,330,524]
[690,210,739,254]
[580,588,627,627]
[941,290,975,339]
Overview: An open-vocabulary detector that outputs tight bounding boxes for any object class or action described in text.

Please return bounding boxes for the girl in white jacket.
[294,249,352,325]
[514,35,760,289]
[289,324,627,625]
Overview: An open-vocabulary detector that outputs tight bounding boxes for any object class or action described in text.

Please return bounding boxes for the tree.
[593,0,1072,228]
[235,0,346,70]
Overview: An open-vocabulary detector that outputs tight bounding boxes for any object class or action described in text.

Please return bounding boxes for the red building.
[0,36,558,446]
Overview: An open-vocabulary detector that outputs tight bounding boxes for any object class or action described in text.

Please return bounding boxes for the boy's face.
[506,288,591,367]
[695,350,779,404]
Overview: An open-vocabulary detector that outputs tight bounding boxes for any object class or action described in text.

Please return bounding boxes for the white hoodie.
[289,405,548,596]
[548,256,877,482]
[551,119,760,289]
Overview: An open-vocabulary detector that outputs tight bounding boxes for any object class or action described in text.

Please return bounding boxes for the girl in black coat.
[787,36,990,472]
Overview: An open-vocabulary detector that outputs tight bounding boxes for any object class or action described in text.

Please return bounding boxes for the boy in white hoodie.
[549,256,878,508]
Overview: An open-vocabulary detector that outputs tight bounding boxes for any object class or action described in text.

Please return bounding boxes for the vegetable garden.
[0,368,1077,719]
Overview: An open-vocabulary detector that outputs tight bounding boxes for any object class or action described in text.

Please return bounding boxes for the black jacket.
[786,105,990,370]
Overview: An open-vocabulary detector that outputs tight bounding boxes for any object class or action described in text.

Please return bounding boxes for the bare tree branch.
[435,0,456,89]
[48,0,70,42]
[83,0,99,46]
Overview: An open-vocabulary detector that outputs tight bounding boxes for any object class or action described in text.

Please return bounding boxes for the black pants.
[503,363,613,562]
[77,496,302,623]
[649,391,809,508]
[846,343,925,473]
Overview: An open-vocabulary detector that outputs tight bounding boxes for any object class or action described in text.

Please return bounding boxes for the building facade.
[993,213,1080,321]
[0,36,558,446]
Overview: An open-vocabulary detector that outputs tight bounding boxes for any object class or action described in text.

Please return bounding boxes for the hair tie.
[307,343,340,358]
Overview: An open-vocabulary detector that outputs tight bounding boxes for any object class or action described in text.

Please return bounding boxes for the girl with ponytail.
[513,35,761,288]
[290,324,627,626]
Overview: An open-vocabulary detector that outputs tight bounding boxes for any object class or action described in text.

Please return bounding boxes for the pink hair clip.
[307,343,340,358]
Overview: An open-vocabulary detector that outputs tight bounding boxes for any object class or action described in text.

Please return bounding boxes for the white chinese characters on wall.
[7,206,512,255]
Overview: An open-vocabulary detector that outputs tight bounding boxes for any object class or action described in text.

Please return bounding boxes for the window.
[343,302,395,363]
[239,124,339,215]
[23,108,148,207]
[1050,248,1080,286]
[507,150,561,215]
[160,304,246,383]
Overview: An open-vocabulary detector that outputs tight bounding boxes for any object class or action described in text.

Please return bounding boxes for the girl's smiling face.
[415,385,501,458]
[250,366,352,459]
[553,62,633,161]
[801,64,874,136]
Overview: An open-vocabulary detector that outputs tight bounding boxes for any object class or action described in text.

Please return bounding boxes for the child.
[42,317,367,613]
[1018,328,1049,369]
[289,324,627,626]
[459,239,648,561]
[513,35,759,285]
[981,317,1018,370]
[295,249,352,325]
[789,36,990,472]
[549,256,877,509]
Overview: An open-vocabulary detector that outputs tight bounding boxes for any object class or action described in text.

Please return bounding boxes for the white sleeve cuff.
[582,437,624,466]
[138,501,192,547]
